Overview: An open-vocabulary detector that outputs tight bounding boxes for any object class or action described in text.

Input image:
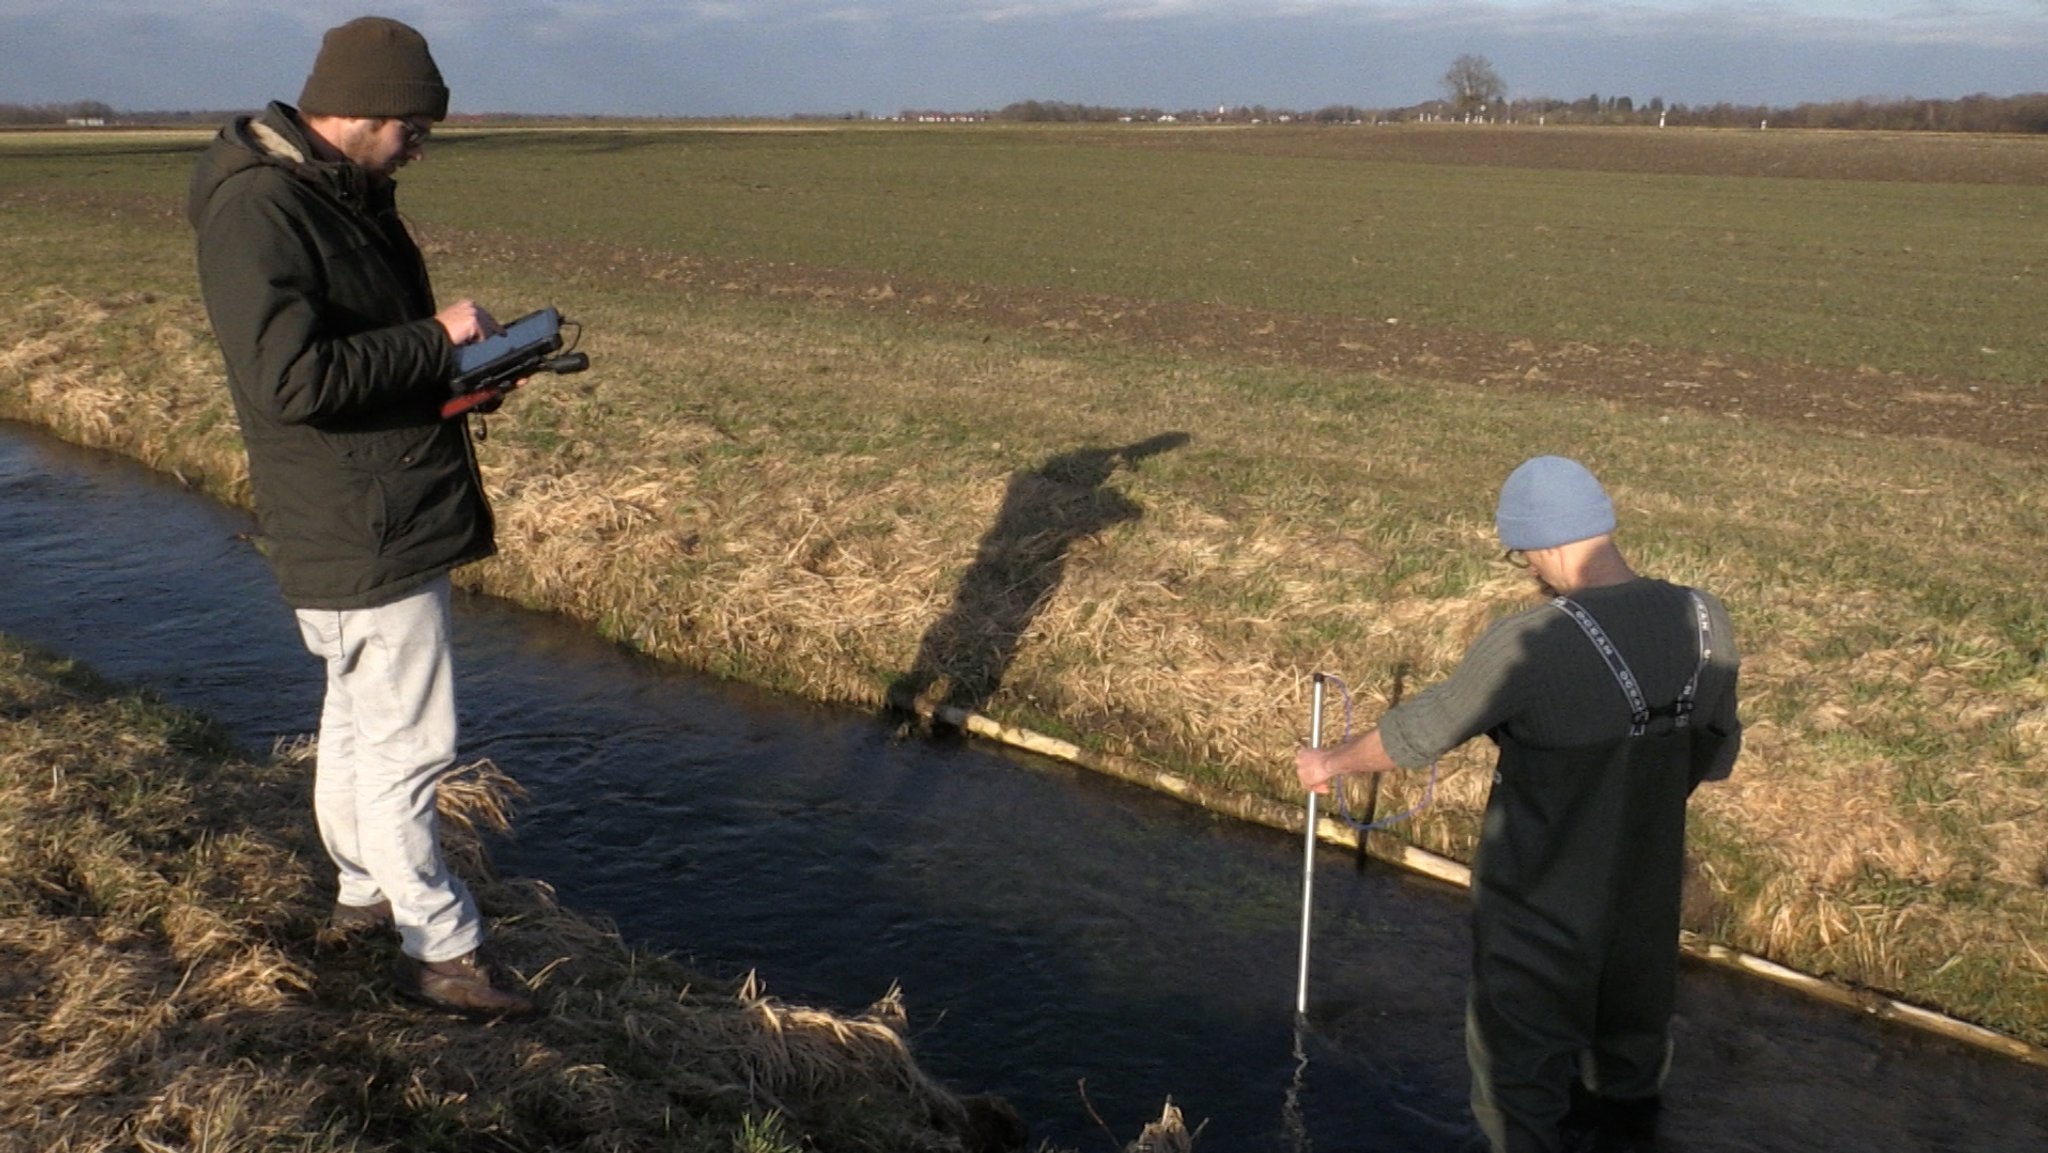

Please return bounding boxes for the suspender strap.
[1676,591,1714,724]
[1551,590,1715,738]
[1553,596,1653,736]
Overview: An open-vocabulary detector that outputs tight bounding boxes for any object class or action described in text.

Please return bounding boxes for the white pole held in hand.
[1295,673,1325,1016]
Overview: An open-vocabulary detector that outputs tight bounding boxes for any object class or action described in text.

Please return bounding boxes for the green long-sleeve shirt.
[1378,577,1741,785]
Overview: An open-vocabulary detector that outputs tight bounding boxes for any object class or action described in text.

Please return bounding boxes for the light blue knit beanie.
[1495,456,1616,549]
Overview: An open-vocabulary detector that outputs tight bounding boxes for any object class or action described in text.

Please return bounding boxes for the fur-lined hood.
[186,101,383,233]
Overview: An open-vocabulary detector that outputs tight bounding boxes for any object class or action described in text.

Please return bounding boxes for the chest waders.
[1467,593,1714,1153]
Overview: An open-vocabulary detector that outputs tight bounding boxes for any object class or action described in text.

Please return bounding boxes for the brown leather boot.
[415,951,537,1020]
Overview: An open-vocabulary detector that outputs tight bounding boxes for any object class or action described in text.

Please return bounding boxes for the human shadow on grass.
[886,431,1191,722]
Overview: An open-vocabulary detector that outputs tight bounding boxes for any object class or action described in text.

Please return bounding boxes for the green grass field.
[9,123,2046,382]
[3,122,2046,1056]
[424,124,2048,383]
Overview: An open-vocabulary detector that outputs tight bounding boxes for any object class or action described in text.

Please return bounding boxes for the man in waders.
[1297,456,1741,1152]
[188,17,534,1018]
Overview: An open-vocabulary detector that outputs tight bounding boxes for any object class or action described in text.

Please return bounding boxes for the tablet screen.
[454,307,561,379]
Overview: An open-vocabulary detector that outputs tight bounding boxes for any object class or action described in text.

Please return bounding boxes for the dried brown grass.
[0,288,249,502]
[0,638,1024,1153]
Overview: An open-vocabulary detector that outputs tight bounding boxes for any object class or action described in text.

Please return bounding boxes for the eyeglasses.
[395,117,432,148]
[1502,548,1530,569]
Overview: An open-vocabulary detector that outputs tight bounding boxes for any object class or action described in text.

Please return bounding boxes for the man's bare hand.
[1295,729,1398,794]
[434,299,502,346]
[1296,746,1341,795]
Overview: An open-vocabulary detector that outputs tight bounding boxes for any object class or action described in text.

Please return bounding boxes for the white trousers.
[295,576,483,963]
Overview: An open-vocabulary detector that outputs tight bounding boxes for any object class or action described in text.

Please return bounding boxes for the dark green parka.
[187,102,493,610]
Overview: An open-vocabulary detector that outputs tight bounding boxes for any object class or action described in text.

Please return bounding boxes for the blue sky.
[6,1,2045,117]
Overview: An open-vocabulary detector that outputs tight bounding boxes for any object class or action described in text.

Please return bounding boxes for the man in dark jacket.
[1297,456,1741,1152]
[188,16,533,1018]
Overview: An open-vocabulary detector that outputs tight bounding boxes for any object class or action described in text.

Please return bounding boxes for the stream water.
[2,420,2042,1152]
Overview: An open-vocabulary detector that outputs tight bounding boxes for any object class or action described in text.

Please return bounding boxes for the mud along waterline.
[2,420,2041,1152]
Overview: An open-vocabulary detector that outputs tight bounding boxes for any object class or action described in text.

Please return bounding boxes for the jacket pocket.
[361,424,470,558]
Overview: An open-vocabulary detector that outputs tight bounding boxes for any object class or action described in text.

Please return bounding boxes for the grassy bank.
[2,124,2046,1057]
[0,634,1080,1152]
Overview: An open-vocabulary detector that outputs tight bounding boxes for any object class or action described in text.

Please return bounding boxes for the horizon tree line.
[7,78,2048,135]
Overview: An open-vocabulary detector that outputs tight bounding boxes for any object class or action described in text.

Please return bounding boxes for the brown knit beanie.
[298,16,449,120]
